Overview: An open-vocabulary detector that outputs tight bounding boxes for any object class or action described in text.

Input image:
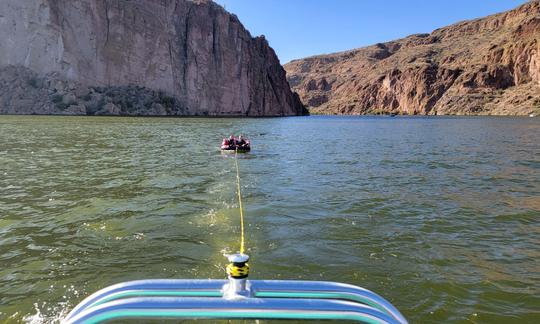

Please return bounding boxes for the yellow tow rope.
[225,147,250,279]
[234,149,246,254]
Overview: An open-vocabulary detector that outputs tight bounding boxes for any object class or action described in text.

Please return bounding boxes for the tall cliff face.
[0,0,304,116]
[285,1,540,116]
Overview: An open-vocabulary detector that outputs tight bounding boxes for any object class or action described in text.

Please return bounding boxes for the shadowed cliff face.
[285,1,540,116]
[0,0,304,116]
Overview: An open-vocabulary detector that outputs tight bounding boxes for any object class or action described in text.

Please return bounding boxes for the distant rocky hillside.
[0,0,305,116]
[285,1,540,116]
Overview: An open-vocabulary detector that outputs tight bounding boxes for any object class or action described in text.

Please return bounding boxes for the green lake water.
[0,115,539,323]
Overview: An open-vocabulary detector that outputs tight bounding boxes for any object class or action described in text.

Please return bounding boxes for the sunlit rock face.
[285,1,540,116]
[0,0,304,116]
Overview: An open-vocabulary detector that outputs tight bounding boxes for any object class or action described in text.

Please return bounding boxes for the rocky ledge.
[0,0,305,116]
[285,1,540,116]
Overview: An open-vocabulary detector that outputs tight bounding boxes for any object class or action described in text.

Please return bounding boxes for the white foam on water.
[23,302,70,324]
[22,284,82,324]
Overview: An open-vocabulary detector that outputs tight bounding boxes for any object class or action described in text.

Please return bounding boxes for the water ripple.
[0,115,538,323]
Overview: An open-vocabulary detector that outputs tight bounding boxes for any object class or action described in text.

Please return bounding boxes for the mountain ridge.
[285,1,540,116]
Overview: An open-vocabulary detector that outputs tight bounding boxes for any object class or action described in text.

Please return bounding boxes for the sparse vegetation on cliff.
[0,66,188,115]
[285,1,540,116]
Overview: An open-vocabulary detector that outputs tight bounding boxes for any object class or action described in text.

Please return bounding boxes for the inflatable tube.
[221,145,250,153]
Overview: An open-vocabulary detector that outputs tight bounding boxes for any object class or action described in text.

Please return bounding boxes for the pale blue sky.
[214,0,529,64]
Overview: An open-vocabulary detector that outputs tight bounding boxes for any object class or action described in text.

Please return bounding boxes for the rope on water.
[234,148,246,254]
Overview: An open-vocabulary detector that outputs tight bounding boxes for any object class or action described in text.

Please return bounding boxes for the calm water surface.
[0,116,539,323]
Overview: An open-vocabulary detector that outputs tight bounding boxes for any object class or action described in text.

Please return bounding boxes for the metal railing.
[64,279,407,324]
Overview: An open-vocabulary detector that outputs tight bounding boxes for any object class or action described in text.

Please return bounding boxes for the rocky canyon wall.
[285,1,540,116]
[0,0,304,116]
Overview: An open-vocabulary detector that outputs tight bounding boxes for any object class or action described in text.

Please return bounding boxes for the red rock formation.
[285,1,540,115]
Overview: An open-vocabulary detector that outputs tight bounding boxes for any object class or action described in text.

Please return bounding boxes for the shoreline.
[0,113,536,119]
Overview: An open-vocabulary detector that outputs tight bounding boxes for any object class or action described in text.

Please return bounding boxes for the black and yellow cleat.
[226,254,250,279]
